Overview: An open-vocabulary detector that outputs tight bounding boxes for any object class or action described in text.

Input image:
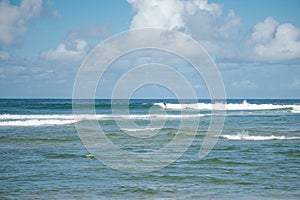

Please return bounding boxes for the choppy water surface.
[1,99,299,199]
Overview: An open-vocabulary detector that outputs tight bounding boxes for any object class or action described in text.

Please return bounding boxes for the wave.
[121,127,161,132]
[292,106,300,113]
[0,113,204,120]
[0,114,76,120]
[0,119,77,127]
[0,114,84,127]
[0,113,204,127]
[220,131,300,140]
[155,100,300,112]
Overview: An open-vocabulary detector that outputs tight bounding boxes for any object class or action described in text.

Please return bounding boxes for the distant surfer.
[163,102,167,109]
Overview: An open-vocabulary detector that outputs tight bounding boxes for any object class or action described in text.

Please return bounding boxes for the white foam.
[221,131,300,140]
[0,119,77,126]
[291,105,300,113]
[155,102,200,110]
[0,114,76,120]
[225,100,295,111]
[0,113,204,120]
[121,127,161,132]
[155,100,299,112]
[0,113,204,127]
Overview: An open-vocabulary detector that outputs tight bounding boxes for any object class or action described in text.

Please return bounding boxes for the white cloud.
[127,1,300,63]
[127,0,237,35]
[0,0,43,47]
[128,0,186,29]
[232,79,256,89]
[41,39,89,63]
[127,0,239,57]
[218,10,240,39]
[40,23,110,65]
[249,17,278,44]
[248,17,300,60]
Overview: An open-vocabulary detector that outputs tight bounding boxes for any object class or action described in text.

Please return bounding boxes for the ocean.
[0,99,299,199]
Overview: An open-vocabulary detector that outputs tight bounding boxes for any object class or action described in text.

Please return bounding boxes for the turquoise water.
[0,99,300,199]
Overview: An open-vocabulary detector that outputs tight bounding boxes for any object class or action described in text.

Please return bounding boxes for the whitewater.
[1,99,300,199]
[1,100,299,127]
[155,100,300,112]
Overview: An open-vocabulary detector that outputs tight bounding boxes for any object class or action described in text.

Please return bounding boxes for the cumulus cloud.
[128,0,223,30]
[127,0,239,37]
[248,17,300,61]
[127,1,300,62]
[128,0,185,29]
[41,39,89,63]
[0,0,43,47]
[40,23,110,65]
[127,0,240,57]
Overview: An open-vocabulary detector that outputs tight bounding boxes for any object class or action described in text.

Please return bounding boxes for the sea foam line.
[155,100,300,111]
[0,119,78,126]
[121,127,161,132]
[0,113,204,120]
[0,113,205,127]
[220,133,300,140]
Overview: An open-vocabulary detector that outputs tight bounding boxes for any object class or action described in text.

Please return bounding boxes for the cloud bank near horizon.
[127,0,300,62]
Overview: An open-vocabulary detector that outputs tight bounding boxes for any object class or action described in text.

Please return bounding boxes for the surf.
[155,100,300,112]
[220,130,300,140]
[0,119,77,126]
[0,113,204,127]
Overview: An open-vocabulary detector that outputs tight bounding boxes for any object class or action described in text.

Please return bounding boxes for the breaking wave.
[220,130,300,140]
[121,127,161,132]
[0,113,204,127]
[0,119,77,127]
[155,100,300,112]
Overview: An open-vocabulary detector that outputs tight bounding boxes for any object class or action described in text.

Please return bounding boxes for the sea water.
[0,99,299,199]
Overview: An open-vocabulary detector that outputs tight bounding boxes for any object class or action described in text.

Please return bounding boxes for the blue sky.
[0,0,299,98]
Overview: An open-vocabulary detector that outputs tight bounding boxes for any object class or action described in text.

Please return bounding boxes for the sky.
[0,0,299,99]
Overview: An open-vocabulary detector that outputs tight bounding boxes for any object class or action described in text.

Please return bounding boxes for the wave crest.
[155,100,300,112]
[221,130,300,140]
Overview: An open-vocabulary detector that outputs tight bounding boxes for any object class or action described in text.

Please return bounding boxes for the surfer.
[163,102,167,109]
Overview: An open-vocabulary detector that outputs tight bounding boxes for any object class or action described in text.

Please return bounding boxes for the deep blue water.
[0,99,300,199]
